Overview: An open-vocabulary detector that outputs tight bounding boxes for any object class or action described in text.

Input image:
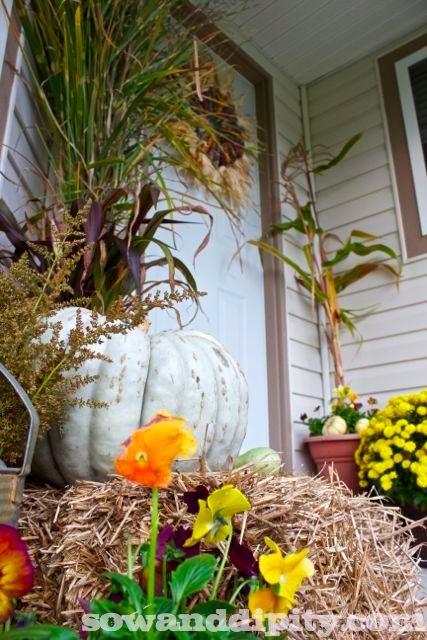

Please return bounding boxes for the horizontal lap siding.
[232,33,322,472]
[0,12,48,223]
[274,77,322,474]
[307,47,427,410]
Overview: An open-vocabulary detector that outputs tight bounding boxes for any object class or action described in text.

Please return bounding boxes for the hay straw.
[19,470,426,638]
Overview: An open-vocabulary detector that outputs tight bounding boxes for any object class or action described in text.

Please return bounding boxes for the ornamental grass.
[19,470,425,639]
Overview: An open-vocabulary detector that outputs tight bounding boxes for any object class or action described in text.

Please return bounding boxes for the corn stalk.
[250,135,401,387]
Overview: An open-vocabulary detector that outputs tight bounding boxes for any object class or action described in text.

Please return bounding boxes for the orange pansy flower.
[0,525,34,622]
[115,412,197,488]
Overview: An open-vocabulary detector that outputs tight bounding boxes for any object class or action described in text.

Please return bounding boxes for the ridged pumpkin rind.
[141,331,248,470]
[32,307,150,485]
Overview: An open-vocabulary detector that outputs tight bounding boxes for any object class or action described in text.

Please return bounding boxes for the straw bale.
[18,470,426,638]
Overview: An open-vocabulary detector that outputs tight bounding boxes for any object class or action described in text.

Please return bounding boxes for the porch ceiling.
[229,0,427,84]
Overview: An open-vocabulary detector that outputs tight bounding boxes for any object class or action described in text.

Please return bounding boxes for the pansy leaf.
[191,600,235,615]
[104,572,145,612]
[154,596,174,614]
[90,598,120,615]
[170,554,217,604]
[0,627,78,639]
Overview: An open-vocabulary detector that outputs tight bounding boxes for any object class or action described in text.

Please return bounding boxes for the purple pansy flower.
[229,537,258,578]
[157,524,200,559]
[182,485,209,514]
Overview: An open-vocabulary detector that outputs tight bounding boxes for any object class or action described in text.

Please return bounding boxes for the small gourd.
[322,415,347,436]
[355,418,370,435]
[234,447,281,476]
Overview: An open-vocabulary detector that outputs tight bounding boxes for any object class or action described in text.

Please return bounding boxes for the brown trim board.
[378,33,427,258]
[179,5,293,467]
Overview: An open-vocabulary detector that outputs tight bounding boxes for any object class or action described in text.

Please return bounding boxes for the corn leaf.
[271,218,305,235]
[335,262,401,293]
[312,133,362,174]
[323,241,399,268]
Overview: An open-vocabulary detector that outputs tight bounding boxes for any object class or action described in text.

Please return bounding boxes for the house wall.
[0,6,47,225]
[229,34,323,473]
[307,32,427,412]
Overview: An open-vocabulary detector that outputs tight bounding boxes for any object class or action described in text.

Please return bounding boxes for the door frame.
[179,5,293,467]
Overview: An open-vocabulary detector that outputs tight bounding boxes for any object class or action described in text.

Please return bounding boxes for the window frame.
[378,33,427,259]
[395,46,427,235]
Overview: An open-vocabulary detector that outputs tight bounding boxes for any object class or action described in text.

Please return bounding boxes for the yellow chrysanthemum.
[356,390,427,506]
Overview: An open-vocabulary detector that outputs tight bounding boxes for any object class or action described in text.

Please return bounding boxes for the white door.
[149,69,269,451]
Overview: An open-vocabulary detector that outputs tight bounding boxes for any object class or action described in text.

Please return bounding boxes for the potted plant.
[356,391,427,566]
[249,136,401,491]
[301,386,378,492]
[2,0,253,316]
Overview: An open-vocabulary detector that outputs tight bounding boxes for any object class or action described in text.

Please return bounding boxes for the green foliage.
[0,627,78,639]
[15,0,237,211]
[0,212,190,464]
[306,416,327,437]
[170,555,217,604]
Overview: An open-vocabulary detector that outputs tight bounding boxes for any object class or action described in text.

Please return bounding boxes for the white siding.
[307,38,427,414]
[228,35,322,474]
[0,0,13,70]
[0,13,47,224]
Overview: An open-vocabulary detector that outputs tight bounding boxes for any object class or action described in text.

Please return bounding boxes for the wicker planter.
[0,363,39,525]
[304,434,361,493]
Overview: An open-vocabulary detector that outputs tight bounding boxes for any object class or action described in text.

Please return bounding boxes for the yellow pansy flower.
[259,537,314,600]
[248,587,294,622]
[184,484,251,546]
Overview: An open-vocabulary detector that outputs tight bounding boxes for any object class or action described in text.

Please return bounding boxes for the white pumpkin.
[355,418,370,435]
[32,307,151,485]
[32,313,248,485]
[141,331,248,471]
[322,415,347,436]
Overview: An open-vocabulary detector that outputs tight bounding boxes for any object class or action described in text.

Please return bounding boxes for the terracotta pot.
[304,434,360,493]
